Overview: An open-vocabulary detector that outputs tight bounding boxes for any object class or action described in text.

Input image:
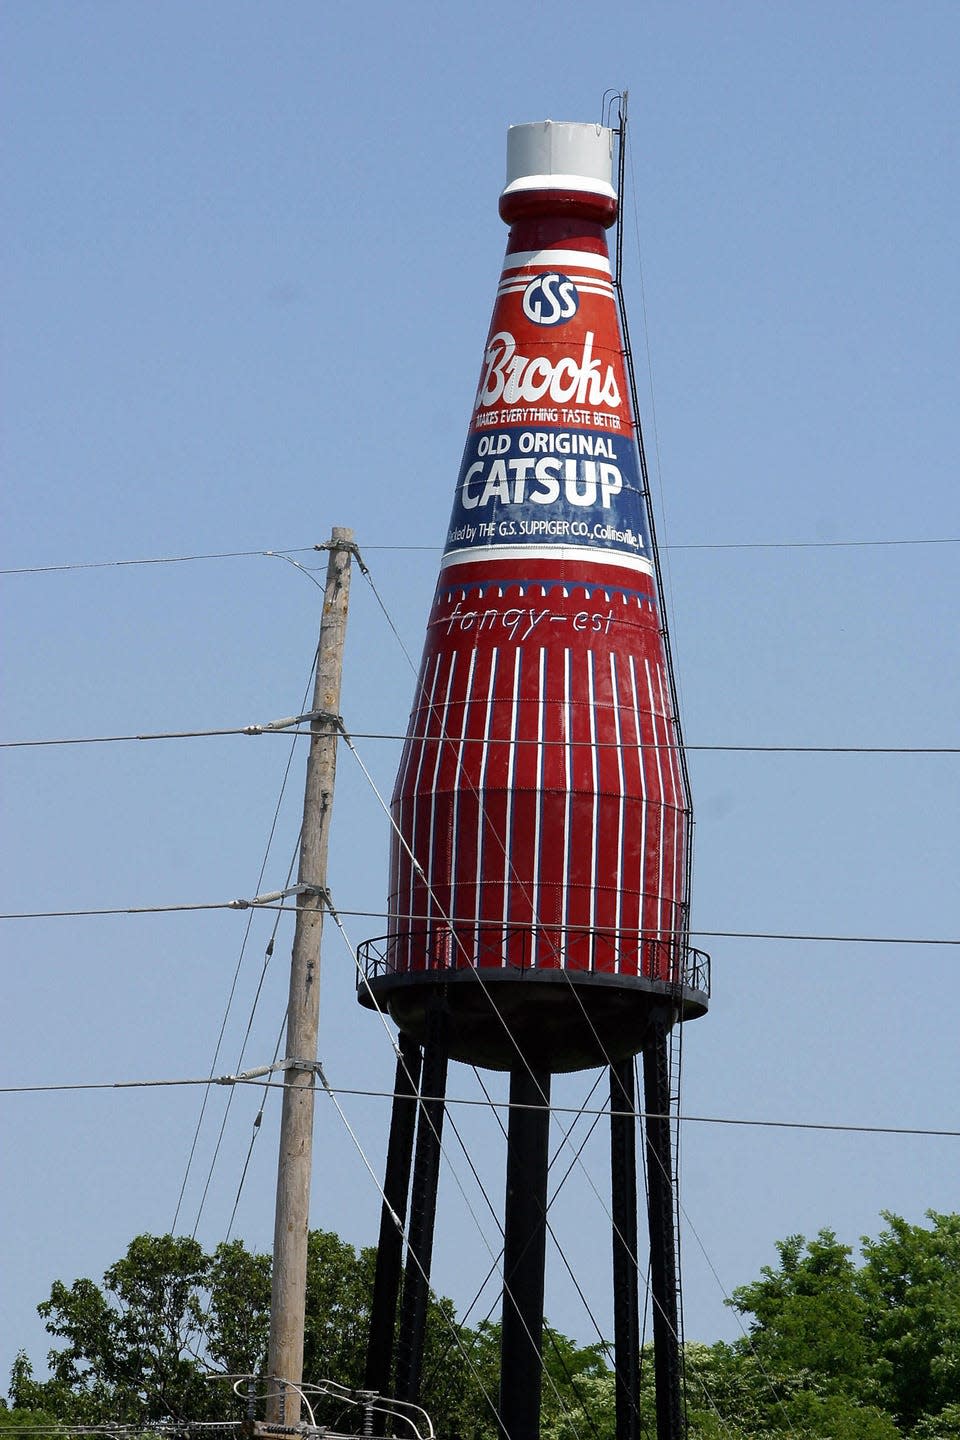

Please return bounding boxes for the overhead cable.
[174,649,323,1235]
[3,534,958,575]
[0,899,957,948]
[3,726,957,754]
[0,547,316,575]
[0,710,329,748]
[1,1071,957,1139]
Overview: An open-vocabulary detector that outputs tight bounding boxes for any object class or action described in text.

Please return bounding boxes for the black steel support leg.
[365,1031,423,1406]
[499,1065,552,1440]
[394,1016,449,1406]
[610,1058,641,1440]
[642,1016,684,1440]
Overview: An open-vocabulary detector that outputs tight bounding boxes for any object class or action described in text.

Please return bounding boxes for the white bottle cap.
[502,120,616,201]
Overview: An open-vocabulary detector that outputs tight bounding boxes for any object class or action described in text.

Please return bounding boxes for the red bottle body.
[361,129,702,1070]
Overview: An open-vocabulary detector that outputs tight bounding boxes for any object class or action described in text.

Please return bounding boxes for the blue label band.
[444,426,651,561]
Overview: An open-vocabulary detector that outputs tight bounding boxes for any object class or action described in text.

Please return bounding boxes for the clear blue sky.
[2,0,957,1391]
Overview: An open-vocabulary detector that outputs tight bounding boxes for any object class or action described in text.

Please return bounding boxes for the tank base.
[357,966,708,1073]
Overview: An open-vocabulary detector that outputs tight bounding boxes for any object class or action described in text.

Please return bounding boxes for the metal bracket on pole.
[228,883,329,912]
[282,1058,321,1076]
[314,537,369,575]
[243,710,345,737]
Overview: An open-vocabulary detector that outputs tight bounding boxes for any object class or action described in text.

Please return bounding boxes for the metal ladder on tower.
[666,1012,689,1432]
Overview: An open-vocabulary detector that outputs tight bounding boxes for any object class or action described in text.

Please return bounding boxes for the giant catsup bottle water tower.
[360,114,709,1440]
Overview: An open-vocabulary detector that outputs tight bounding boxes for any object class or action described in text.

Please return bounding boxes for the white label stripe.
[502,248,612,274]
[442,544,653,577]
[497,279,614,298]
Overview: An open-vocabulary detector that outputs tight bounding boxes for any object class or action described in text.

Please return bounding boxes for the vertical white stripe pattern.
[628,653,647,908]
[449,647,478,927]
[655,661,681,934]
[500,646,523,960]
[473,649,499,962]
[561,647,573,962]
[424,654,458,927]
[406,653,444,928]
[645,658,666,943]
[587,650,599,965]
[531,647,546,965]
[610,651,625,971]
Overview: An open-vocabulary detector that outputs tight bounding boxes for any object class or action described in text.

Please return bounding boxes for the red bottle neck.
[499,186,617,232]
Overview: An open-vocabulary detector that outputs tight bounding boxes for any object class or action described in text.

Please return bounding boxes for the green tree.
[683,1343,901,1438]
[205,1237,271,1379]
[858,1211,960,1432]
[0,1371,63,1434]
[415,1317,613,1440]
[912,1403,960,1438]
[531,1326,612,1440]
[727,1229,870,1397]
[13,1215,960,1437]
[721,1213,960,1437]
[8,1231,488,1435]
[302,1230,375,1394]
[423,1315,500,1440]
[10,1235,217,1424]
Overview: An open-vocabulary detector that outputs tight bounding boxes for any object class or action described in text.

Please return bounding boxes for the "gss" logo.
[521,272,580,327]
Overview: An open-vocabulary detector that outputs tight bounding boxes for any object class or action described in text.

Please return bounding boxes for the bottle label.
[443,261,653,573]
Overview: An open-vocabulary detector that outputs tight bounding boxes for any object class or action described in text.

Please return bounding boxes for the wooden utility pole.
[266,526,354,1425]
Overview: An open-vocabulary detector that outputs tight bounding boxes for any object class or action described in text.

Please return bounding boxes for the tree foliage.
[717,1210,960,1438]
[8,1231,481,1435]
[8,1213,960,1438]
[860,1211,960,1430]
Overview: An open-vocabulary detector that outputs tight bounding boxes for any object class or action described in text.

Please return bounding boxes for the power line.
[1,1070,956,1139]
[0,902,270,918]
[690,928,959,946]
[2,535,958,575]
[0,710,325,749]
[2,725,957,754]
[681,744,960,754]
[171,661,320,1236]
[672,537,960,551]
[0,899,957,948]
[0,547,316,575]
[0,886,307,920]
[345,915,960,947]
[1,726,288,747]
